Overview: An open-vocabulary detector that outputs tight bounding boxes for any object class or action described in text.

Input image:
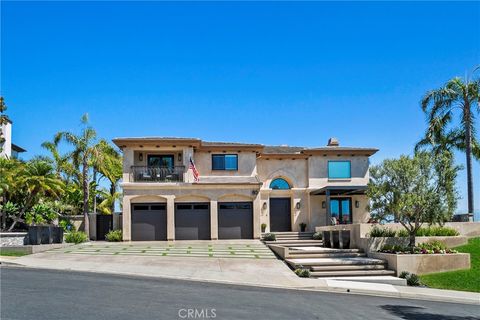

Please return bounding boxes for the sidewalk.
[2,242,479,305]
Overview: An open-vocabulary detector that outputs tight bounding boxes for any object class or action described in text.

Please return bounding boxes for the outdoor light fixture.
[139,152,143,162]
[296,201,301,210]
[355,200,360,208]
[178,153,182,162]
[262,202,267,210]
[322,201,326,209]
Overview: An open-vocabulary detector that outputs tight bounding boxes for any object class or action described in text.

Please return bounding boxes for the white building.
[0,120,26,159]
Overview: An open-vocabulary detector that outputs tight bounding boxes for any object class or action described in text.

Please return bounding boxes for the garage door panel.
[175,203,210,240]
[218,202,253,239]
[131,204,167,241]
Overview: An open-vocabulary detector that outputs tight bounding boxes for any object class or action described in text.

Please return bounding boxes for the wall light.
[139,152,143,162]
[262,202,267,210]
[322,201,326,209]
[355,200,360,208]
[178,153,182,162]
[295,201,301,210]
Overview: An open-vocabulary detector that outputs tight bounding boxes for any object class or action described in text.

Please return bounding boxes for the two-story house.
[112,137,378,241]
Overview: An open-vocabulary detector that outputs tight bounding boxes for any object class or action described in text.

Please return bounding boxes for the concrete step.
[310,264,387,271]
[324,276,407,286]
[310,269,396,277]
[289,248,362,255]
[262,232,314,236]
[264,240,323,245]
[285,257,387,267]
[285,252,367,259]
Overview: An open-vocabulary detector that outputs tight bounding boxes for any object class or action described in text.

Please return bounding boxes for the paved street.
[1,267,479,320]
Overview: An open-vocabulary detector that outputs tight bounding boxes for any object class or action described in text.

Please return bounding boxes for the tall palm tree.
[94,140,122,214]
[417,76,480,215]
[55,114,98,237]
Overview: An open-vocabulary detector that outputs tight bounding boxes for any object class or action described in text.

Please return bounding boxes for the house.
[0,119,26,159]
[112,137,378,241]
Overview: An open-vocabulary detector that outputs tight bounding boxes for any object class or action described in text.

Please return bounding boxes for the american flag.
[189,157,200,182]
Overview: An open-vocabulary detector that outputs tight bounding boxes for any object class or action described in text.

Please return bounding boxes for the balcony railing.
[130,166,185,182]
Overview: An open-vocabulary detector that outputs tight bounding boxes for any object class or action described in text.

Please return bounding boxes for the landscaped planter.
[28,225,58,245]
[51,226,64,244]
[358,236,469,253]
[369,251,471,276]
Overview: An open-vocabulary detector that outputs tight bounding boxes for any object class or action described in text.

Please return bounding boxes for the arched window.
[269,178,291,190]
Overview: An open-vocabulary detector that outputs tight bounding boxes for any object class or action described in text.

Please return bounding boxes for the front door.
[330,198,352,224]
[269,198,291,232]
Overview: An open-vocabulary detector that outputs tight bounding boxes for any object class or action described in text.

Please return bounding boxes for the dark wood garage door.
[270,198,291,232]
[218,202,253,239]
[175,203,210,240]
[131,203,167,241]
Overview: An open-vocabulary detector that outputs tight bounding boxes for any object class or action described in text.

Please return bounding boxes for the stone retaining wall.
[0,232,27,246]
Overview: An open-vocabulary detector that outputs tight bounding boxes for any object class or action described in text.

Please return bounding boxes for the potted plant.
[26,203,61,245]
[300,222,307,232]
[261,223,267,233]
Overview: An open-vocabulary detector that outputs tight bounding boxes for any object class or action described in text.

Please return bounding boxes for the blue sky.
[1,1,479,213]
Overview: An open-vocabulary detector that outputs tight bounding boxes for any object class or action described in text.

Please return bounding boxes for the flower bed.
[379,241,458,255]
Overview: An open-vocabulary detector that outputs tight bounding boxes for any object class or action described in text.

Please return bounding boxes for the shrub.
[396,229,409,237]
[25,203,57,225]
[105,230,122,242]
[261,223,267,232]
[313,232,322,240]
[396,226,459,237]
[294,268,310,278]
[398,271,421,286]
[263,233,276,241]
[369,225,396,237]
[380,244,410,253]
[59,218,76,232]
[65,231,88,244]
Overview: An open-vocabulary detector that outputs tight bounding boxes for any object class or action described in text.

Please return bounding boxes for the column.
[253,195,262,239]
[122,196,131,241]
[326,189,331,226]
[166,196,175,241]
[210,200,218,240]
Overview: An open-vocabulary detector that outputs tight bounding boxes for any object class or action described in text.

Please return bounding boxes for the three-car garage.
[130,201,254,241]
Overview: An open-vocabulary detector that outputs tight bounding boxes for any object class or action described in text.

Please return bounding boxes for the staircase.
[263,232,400,283]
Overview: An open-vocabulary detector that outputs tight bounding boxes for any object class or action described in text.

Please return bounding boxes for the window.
[148,155,174,168]
[269,178,291,190]
[212,154,238,170]
[328,161,351,179]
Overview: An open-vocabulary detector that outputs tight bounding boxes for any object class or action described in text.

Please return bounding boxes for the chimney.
[327,137,339,147]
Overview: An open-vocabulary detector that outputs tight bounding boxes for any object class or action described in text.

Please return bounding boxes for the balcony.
[130,166,185,182]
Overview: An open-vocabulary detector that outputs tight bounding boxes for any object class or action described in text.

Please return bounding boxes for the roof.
[11,143,26,153]
[263,146,305,154]
[302,147,378,156]
[310,185,367,195]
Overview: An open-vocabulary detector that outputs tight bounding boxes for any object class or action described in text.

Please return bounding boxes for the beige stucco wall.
[308,155,369,188]
[257,158,308,188]
[194,151,257,177]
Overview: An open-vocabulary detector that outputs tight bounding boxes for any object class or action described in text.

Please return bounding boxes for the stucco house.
[112,137,378,241]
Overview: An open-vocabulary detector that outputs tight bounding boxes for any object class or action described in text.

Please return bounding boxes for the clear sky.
[1,1,479,214]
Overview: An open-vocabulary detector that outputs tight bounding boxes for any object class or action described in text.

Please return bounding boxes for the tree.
[417,76,479,215]
[54,114,98,237]
[8,160,64,230]
[367,152,460,247]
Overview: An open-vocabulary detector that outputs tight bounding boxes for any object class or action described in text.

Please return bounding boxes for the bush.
[313,232,322,240]
[396,226,459,237]
[25,203,57,225]
[59,218,76,232]
[263,233,276,241]
[396,229,409,237]
[380,244,410,253]
[399,271,421,286]
[261,223,267,232]
[105,230,123,242]
[414,240,457,254]
[65,231,88,244]
[294,268,310,278]
[369,225,396,237]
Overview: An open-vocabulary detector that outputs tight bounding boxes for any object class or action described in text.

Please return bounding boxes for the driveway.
[53,240,276,259]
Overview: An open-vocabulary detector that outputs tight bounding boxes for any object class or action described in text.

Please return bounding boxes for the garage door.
[131,203,167,241]
[218,202,253,239]
[175,203,210,240]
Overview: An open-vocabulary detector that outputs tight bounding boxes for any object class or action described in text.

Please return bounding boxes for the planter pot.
[261,227,266,233]
[323,231,332,248]
[300,225,307,232]
[332,231,340,248]
[27,226,52,245]
[51,226,64,244]
[340,230,350,249]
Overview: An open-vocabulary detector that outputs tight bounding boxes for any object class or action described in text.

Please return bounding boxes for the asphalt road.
[1,267,479,320]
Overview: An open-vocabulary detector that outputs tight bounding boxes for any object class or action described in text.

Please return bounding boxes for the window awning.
[310,186,367,196]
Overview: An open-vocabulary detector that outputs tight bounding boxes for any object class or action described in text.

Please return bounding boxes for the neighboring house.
[112,137,378,241]
[0,119,26,159]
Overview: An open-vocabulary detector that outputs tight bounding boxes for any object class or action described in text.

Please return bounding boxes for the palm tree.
[417,76,480,215]
[55,114,98,237]
[9,160,64,230]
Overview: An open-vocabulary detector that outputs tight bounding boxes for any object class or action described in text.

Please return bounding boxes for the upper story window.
[148,155,174,168]
[212,154,238,170]
[270,178,291,190]
[328,161,351,179]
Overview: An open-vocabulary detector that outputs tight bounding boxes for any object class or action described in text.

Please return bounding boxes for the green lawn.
[419,237,480,293]
[0,251,29,257]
